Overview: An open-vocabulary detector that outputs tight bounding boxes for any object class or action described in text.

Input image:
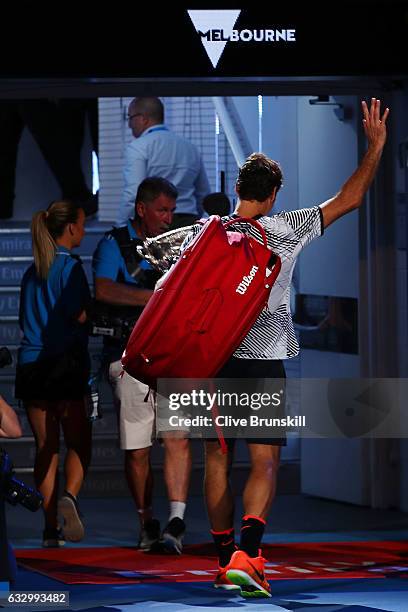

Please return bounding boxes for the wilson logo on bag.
[121,216,281,389]
[236,265,259,294]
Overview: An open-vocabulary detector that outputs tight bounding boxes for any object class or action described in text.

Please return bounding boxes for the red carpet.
[16,541,408,585]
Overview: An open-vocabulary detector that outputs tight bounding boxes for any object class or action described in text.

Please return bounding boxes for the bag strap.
[222,216,268,249]
[108,226,143,278]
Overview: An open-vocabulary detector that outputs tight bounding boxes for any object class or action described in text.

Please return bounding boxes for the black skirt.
[15,346,90,402]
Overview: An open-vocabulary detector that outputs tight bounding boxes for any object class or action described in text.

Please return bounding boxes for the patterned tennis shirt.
[181,206,324,360]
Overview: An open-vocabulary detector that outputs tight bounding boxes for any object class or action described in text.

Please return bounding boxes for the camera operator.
[92,177,192,554]
[0,390,22,586]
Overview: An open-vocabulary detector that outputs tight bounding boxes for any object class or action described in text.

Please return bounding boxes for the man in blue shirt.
[93,177,191,554]
[118,97,210,228]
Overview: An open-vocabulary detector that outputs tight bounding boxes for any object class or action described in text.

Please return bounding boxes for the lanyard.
[145,126,168,135]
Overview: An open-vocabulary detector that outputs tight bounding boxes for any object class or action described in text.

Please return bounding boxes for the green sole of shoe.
[226,569,271,598]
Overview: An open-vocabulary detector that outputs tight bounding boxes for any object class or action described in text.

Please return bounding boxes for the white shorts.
[108,359,155,450]
[108,360,189,450]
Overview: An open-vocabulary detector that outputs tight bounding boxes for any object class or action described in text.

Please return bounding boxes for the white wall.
[297,96,359,299]
[301,438,370,505]
[230,97,259,152]
[294,96,365,503]
[262,96,299,215]
[232,96,299,215]
[300,350,368,504]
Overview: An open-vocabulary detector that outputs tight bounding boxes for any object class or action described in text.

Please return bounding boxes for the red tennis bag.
[121,216,281,388]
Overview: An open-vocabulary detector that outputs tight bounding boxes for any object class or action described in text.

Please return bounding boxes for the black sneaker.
[159,517,186,555]
[58,491,84,542]
[42,527,65,548]
[138,518,161,551]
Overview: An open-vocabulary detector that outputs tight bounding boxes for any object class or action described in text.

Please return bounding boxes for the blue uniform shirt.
[92,219,151,285]
[18,248,90,365]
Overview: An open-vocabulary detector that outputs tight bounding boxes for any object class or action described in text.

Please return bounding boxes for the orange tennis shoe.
[226,549,271,598]
[214,564,241,591]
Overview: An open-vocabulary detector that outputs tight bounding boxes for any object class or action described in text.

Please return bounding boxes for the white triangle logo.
[188,9,241,68]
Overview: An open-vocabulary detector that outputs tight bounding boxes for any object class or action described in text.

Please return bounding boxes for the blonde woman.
[15,200,91,547]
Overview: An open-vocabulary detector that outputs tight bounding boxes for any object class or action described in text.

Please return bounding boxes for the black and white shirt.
[182,206,324,360]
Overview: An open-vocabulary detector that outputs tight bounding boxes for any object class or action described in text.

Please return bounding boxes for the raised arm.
[320,98,389,229]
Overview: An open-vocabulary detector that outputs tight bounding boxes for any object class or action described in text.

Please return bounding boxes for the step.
[2,435,125,469]
[0,285,99,317]
[0,287,20,316]
[0,399,117,437]
[1,433,299,471]
[0,376,116,410]
[0,340,107,374]
[78,462,301,498]
[7,461,300,498]
[0,435,205,469]
[0,322,105,358]
[0,223,111,257]
[0,319,21,345]
[0,256,93,286]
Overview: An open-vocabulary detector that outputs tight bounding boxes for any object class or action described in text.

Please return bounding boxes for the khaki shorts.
[108,360,188,450]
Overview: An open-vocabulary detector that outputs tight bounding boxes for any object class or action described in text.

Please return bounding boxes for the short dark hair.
[202,192,231,217]
[236,153,283,202]
[135,177,178,207]
[131,97,164,123]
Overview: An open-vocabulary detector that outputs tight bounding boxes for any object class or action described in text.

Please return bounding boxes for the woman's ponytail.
[30,200,80,279]
[31,210,56,280]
